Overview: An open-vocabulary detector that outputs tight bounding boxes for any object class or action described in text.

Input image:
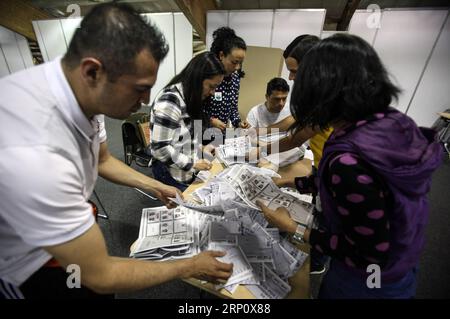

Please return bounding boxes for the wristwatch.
[292,224,307,244]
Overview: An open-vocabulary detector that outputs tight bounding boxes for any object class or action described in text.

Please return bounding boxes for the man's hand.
[153,184,183,208]
[257,158,278,171]
[239,121,250,129]
[187,251,233,283]
[256,201,297,234]
[210,118,227,131]
[194,159,212,171]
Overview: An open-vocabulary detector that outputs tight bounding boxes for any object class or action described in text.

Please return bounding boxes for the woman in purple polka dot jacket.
[257,34,443,299]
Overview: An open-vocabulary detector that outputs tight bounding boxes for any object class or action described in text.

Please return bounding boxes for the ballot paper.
[222,204,268,228]
[262,147,305,168]
[170,192,223,215]
[218,165,314,227]
[132,161,311,297]
[198,213,224,251]
[208,243,256,290]
[195,170,211,182]
[208,221,241,245]
[258,132,288,144]
[280,188,313,204]
[245,264,292,299]
[280,237,309,273]
[131,206,198,260]
[216,136,253,166]
[238,222,275,263]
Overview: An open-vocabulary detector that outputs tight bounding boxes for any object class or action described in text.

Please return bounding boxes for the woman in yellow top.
[261,34,332,169]
[256,35,331,275]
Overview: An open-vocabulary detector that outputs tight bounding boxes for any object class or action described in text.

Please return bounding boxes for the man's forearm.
[94,256,194,294]
[47,223,197,294]
[98,154,162,193]
[264,126,316,154]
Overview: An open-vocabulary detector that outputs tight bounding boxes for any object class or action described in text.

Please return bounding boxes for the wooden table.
[182,159,312,299]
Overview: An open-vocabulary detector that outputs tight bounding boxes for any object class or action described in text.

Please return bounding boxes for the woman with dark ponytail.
[150,52,225,191]
[205,27,249,130]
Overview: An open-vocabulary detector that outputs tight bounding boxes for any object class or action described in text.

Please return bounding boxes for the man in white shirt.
[246,77,291,128]
[246,78,307,168]
[0,3,232,299]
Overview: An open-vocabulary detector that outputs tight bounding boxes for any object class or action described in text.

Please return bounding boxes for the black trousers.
[1,265,113,299]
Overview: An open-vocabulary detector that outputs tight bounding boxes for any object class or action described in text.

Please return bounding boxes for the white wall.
[373,9,448,114]
[207,9,326,87]
[229,10,273,47]
[348,10,379,45]
[0,26,34,78]
[407,12,450,127]
[32,13,193,104]
[207,8,450,128]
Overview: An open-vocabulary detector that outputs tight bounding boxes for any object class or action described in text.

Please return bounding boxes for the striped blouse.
[149,83,201,183]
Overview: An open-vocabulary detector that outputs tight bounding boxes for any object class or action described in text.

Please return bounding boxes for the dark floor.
[94,115,450,299]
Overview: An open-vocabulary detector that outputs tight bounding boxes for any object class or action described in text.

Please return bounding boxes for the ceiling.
[30,0,450,29]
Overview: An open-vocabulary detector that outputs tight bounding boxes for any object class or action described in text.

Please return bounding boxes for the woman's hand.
[194,159,212,171]
[202,144,216,160]
[272,177,296,189]
[239,121,250,129]
[210,118,227,130]
[256,201,297,234]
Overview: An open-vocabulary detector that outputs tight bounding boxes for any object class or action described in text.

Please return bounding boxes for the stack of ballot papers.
[216,165,314,228]
[132,164,312,298]
[216,136,253,167]
[258,131,288,144]
[131,204,309,298]
[130,206,200,260]
[205,208,309,298]
[170,166,281,216]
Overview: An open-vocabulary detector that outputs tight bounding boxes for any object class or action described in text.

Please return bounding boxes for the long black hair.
[166,52,225,121]
[210,27,247,57]
[283,34,318,58]
[287,35,320,63]
[290,34,401,131]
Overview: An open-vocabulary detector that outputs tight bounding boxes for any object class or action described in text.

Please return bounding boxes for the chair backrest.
[122,112,151,166]
[137,121,151,148]
[432,109,450,144]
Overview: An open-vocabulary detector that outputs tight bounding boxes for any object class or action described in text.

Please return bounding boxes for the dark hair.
[166,52,225,120]
[266,77,289,96]
[283,34,319,58]
[210,27,247,57]
[63,2,168,80]
[290,34,401,131]
[288,36,320,63]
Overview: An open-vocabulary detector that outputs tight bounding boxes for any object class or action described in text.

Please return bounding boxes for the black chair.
[432,109,450,157]
[122,112,152,167]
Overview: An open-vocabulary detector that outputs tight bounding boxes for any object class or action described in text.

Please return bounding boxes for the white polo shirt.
[0,57,107,286]
[246,102,291,128]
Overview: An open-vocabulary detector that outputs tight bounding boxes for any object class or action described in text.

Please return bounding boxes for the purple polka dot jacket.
[315,108,443,283]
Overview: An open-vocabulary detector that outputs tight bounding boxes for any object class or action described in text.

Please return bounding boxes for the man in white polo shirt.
[0,3,232,299]
[247,78,306,168]
[246,77,291,129]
